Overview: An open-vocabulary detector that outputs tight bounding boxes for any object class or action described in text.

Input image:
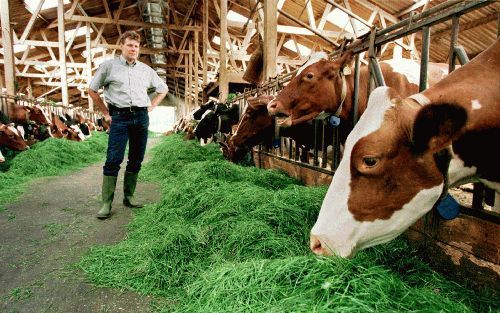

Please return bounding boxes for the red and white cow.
[310,39,500,258]
[267,53,449,129]
[0,123,29,151]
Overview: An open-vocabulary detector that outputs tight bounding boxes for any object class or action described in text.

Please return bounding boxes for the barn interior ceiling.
[0,0,498,111]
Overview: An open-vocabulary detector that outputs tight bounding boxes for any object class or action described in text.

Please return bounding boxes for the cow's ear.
[412,103,467,154]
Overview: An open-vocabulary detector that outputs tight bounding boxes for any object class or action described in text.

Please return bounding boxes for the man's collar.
[119,55,137,66]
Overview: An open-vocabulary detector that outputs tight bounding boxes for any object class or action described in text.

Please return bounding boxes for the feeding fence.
[225,0,499,288]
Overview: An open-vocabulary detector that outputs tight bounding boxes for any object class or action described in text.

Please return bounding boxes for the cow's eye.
[305,72,314,80]
[362,157,378,167]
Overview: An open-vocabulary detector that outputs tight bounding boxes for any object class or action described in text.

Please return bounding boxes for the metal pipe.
[449,15,460,73]
[352,53,360,125]
[377,0,462,37]
[419,26,430,92]
[454,46,470,65]
[313,119,320,166]
[321,121,327,168]
[332,127,340,170]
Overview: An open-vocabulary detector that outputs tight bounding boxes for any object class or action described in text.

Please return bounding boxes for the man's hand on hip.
[104,113,112,124]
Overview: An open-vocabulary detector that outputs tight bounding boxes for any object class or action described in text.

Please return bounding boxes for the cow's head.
[310,87,467,258]
[222,95,274,162]
[0,123,29,150]
[29,105,52,125]
[267,52,353,127]
[193,99,217,120]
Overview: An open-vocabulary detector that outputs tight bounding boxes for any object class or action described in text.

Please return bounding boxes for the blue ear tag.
[272,139,281,148]
[436,194,460,220]
[328,116,341,127]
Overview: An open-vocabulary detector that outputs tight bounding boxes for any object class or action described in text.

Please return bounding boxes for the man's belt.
[109,105,147,113]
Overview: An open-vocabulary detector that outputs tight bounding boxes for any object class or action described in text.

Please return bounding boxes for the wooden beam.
[19,0,46,43]
[194,28,199,106]
[64,15,201,31]
[93,43,191,54]
[264,0,278,80]
[277,8,340,47]
[85,22,93,110]
[397,0,429,17]
[0,59,86,67]
[58,0,69,106]
[203,0,208,85]
[219,0,228,102]
[1,0,16,97]
[228,20,342,37]
[13,39,60,48]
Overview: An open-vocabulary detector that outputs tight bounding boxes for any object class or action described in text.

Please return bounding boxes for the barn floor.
[0,138,162,313]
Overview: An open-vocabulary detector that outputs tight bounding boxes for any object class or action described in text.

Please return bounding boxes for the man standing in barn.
[88,30,168,219]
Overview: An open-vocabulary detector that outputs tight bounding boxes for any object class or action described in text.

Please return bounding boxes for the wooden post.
[194,28,199,107]
[0,0,16,103]
[202,0,208,86]
[85,22,94,111]
[219,0,229,102]
[189,39,193,111]
[184,51,188,116]
[58,0,69,106]
[27,78,33,98]
[263,0,277,80]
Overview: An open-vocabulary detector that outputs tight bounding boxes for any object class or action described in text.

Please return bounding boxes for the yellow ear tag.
[342,66,352,75]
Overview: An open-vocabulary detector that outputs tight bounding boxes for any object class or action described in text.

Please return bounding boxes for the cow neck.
[405,96,452,209]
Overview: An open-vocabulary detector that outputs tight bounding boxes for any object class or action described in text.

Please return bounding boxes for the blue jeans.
[103,110,149,177]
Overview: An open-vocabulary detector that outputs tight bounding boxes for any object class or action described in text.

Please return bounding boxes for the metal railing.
[0,93,99,123]
[225,0,497,214]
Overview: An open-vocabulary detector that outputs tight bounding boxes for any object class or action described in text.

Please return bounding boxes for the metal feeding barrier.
[225,0,497,214]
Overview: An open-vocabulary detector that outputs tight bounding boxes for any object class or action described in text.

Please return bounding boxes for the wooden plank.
[219,0,229,102]
[58,0,69,106]
[85,22,93,111]
[253,149,333,186]
[19,0,46,43]
[194,29,199,106]
[264,0,278,80]
[203,0,208,85]
[0,0,16,97]
[64,15,201,31]
[405,212,500,290]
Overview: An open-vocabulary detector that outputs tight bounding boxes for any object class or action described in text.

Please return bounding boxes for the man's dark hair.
[120,31,141,44]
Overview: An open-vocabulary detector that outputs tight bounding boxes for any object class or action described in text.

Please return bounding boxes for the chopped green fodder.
[79,134,497,312]
[0,132,107,209]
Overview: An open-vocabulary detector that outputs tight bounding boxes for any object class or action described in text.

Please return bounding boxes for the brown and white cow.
[267,53,448,128]
[222,95,275,162]
[9,104,52,125]
[0,123,29,151]
[310,39,500,258]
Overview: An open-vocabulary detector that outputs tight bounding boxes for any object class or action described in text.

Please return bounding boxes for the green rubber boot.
[123,171,143,208]
[97,175,118,219]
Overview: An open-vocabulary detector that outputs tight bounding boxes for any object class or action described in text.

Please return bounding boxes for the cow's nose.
[310,234,329,256]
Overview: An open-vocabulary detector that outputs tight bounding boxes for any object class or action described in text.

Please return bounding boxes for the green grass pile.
[79,134,497,312]
[0,132,107,210]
